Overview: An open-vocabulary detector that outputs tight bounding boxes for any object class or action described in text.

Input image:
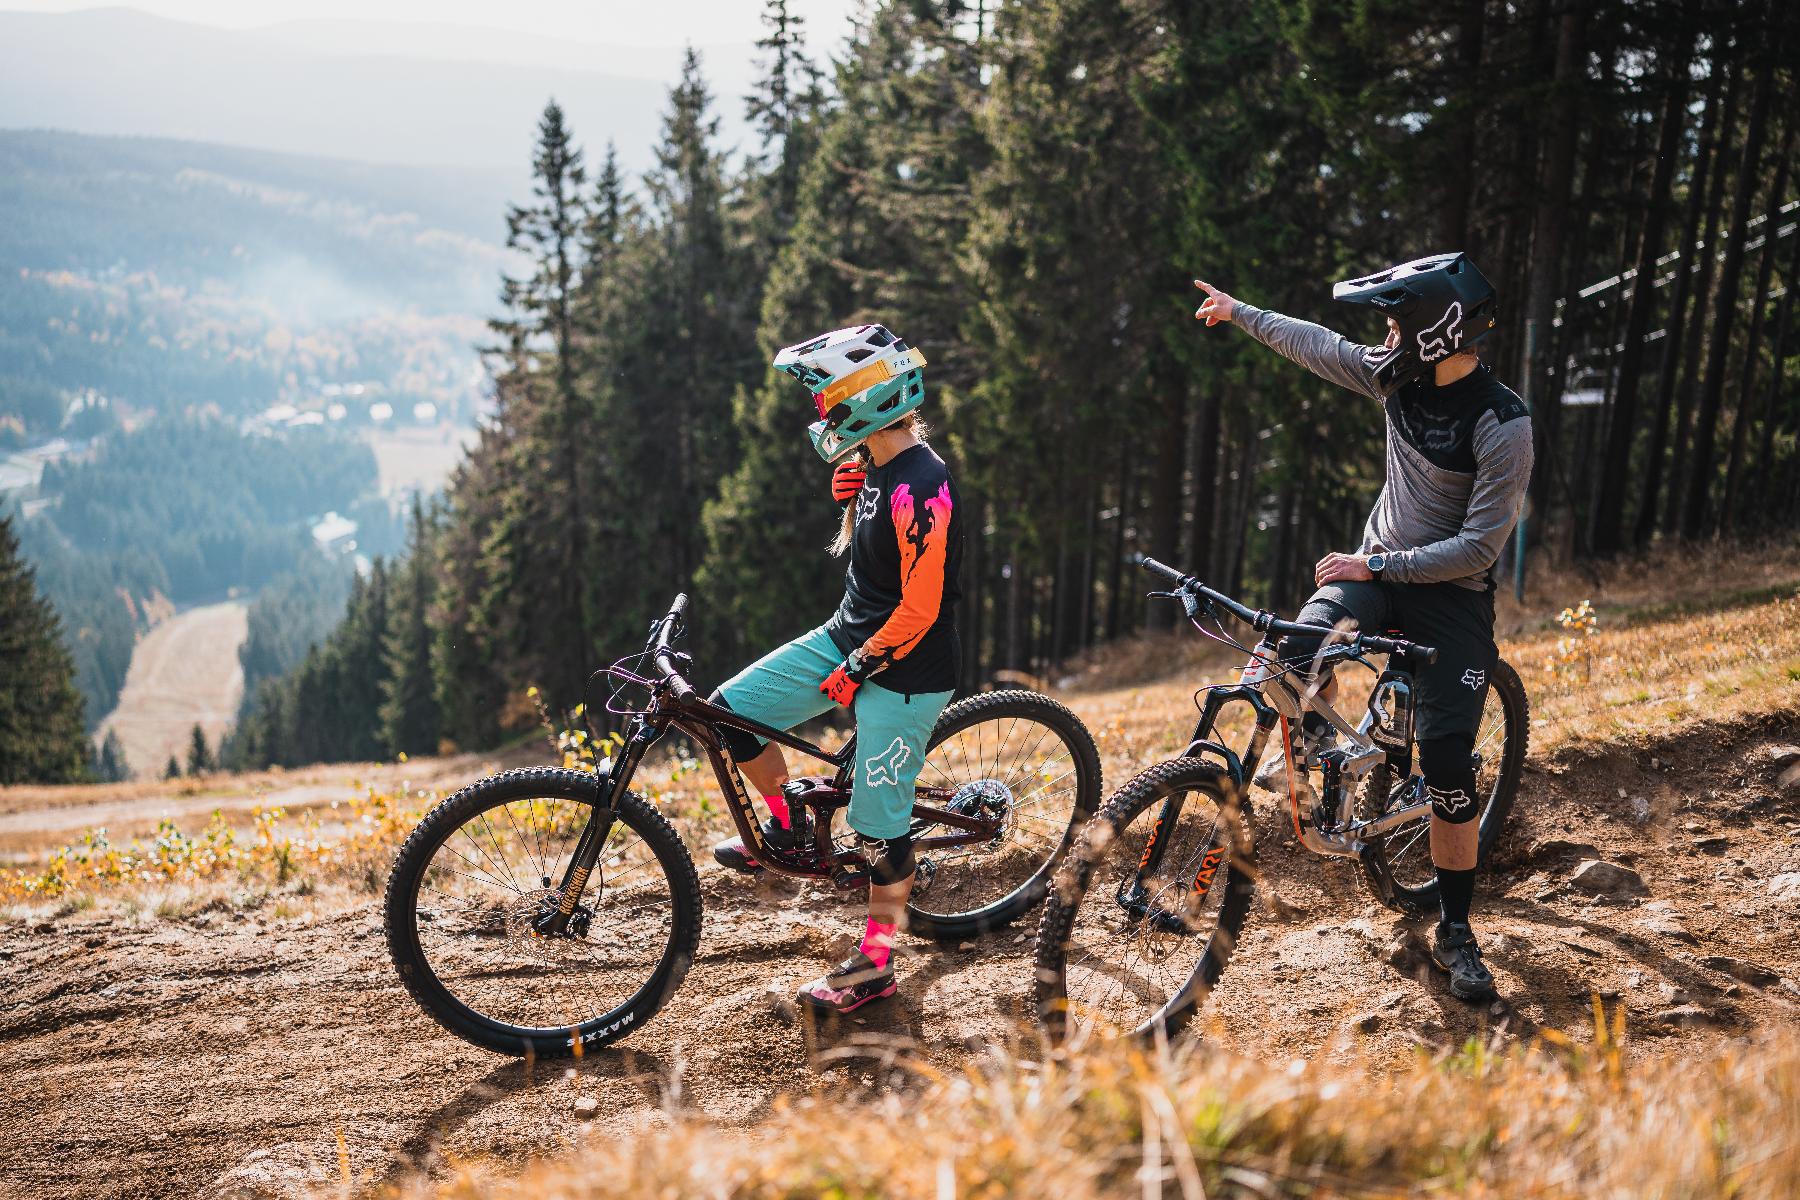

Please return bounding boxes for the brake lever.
[1147,587,1210,623]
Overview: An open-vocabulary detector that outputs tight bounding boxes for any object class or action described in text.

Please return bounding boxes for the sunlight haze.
[3,1,864,49]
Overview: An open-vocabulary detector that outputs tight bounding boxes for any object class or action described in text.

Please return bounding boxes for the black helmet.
[1332,252,1497,394]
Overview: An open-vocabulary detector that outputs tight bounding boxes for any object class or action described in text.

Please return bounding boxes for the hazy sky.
[5,1,865,49]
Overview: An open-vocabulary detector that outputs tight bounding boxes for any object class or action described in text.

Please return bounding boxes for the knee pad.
[709,692,766,763]
[1419,733,1479,823]
[858,831,916,886]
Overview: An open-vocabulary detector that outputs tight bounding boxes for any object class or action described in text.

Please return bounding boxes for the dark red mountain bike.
[385,594,1101,1057]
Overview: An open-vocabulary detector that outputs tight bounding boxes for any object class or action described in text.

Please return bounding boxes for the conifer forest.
[222,0,1796,766]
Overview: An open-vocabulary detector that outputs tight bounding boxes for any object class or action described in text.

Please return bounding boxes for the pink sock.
[860,918,897,969]
[764,792,791,829]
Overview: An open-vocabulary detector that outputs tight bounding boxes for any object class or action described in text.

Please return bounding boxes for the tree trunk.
[1186,389,1220,578]
[1589,28,1693,556]
[1144,366,1189,630]
[1681,42,1775,539]
[1441,0,1488,248]
[1635,54,1728,546]
[1720,120,1795,529]
[1750,217,1800,519]
[1520,0,1588,537]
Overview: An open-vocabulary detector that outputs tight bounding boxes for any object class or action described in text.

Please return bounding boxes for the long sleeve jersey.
[825,443,963,693]
[1234,302,1534,591]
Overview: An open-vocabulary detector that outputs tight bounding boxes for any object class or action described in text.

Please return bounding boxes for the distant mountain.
[0,7,753,174]
[0,128,511,311]
[0,129,504,437]
[246,17,756,83]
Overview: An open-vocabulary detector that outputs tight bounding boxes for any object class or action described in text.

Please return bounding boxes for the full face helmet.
[1332,252,1497,395]
[772,324,927,463]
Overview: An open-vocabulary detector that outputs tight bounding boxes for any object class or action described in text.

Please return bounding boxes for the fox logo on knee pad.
[1428,784,1476,821]
[1416,302,1465,362]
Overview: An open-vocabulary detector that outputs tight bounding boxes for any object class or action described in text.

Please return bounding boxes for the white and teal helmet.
[773,324,927,463]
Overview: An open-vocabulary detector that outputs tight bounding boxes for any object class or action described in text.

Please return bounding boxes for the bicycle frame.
[540,657,995,933]
[1134,638,1439,913]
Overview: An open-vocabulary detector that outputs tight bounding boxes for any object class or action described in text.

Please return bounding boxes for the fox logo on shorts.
[865,736,912,788]
[1416,302,1465,362]
[1461,668,1485,690]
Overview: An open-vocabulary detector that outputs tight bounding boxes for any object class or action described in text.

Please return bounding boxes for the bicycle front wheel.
[904,689,1102,941]
[1034,757,1254,1046]
[384,766,701,1057]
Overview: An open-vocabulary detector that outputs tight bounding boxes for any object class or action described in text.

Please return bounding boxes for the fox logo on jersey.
[865,737,913,788]
[1416,301,1465,362]
[1461,668,1485,690]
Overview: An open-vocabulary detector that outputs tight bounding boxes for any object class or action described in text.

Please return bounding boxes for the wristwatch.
[1367,552,1387,576]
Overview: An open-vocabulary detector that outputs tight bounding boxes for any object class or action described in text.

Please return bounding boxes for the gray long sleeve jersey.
[1234,303,1533,591]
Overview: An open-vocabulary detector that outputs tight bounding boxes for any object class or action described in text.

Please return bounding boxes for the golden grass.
[406,1010,1800,1200]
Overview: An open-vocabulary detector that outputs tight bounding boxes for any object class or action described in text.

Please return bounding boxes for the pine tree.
[163,754,181,781]
[0,514,90,785]
[93,729,128,782]
[482,100,596,712]
[741,0,829,272]
[380,496,444,757]
[186,723,212,776]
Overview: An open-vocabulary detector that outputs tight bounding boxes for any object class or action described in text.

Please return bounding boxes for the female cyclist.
[707,323,961,1016]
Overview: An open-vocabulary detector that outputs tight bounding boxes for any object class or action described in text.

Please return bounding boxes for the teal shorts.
[715,625,952,840]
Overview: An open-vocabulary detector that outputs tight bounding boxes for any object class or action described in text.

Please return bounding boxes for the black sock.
[1437,866,1476,928]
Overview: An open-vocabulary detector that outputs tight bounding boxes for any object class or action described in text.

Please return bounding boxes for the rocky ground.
[2,707,1796,1198]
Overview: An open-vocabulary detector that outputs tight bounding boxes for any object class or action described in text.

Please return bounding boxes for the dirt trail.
[2,713,1797,1199]
[95,601,249,779]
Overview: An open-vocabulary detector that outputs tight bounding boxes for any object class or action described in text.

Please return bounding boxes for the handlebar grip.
[1133,554,1189,586]
[1402,641,1439,666]
[669,593,689,622]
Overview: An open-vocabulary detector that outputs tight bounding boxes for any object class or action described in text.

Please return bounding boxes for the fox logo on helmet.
[1416,302,1465,363]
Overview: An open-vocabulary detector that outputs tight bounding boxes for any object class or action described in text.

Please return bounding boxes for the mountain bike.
[385,594,1102,1057]
[1034,555,1527,1044]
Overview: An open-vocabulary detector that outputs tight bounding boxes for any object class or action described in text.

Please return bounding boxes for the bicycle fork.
[540,718,657,935]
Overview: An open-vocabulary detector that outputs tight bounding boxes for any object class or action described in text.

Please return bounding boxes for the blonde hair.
[829,413,930,557]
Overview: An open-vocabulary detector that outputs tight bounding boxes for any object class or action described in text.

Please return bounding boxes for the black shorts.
[1280,579,1496,742]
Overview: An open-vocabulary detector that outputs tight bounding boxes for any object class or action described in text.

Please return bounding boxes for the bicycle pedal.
[830,863,871,890]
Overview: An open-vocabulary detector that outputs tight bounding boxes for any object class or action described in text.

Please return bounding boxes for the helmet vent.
[867,327,896,347]
[844,347,874,363]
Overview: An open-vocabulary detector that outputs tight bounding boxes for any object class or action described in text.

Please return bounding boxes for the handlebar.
[1132,554,1438,667]
[651,594,696,701]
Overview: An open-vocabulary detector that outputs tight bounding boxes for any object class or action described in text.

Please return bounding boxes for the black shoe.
[796,951,897,1015]
[1431,921,1497,1001]
[712,815,809,873]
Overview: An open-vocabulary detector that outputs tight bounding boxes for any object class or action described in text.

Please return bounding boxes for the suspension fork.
[542,717,660,933]
[1133,690,1270,888]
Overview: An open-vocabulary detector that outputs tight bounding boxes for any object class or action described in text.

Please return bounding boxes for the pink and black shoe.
[796,951,897,1015]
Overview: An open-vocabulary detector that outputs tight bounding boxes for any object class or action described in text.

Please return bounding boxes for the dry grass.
[403,1010,1799,1199]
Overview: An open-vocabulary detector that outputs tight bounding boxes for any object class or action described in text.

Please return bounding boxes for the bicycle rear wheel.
[903,689,1102,940]
[385,766,701,1057]
[1357,657,1529,916]
[1034,757,1254,1046]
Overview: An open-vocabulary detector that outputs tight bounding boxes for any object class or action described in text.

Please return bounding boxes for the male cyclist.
[707,323,961,1016]
[1192,253,1532,1001]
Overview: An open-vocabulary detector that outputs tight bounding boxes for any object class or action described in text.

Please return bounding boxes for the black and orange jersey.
[825,443,963,694]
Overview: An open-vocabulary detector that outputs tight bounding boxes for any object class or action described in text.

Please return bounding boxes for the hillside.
[0,558,1795,1197]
